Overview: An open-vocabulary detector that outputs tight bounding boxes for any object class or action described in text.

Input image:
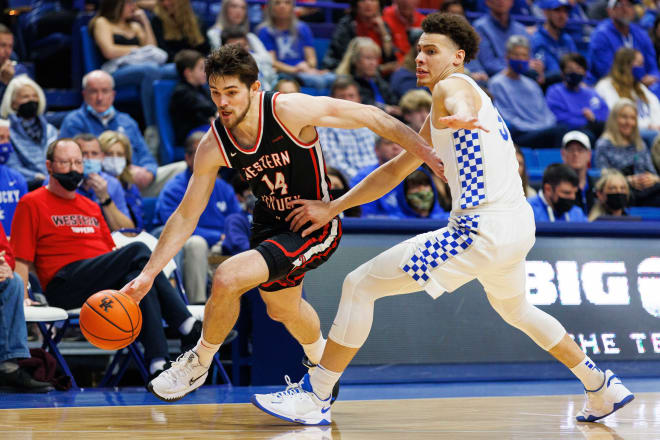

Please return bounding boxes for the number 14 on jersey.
[261,172,289,195]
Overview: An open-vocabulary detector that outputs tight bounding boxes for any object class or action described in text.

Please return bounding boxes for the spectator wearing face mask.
[528,163,588,222]
[395,169,448,220]
[489,35,565,148]
[98,131,145,230]
[588,169,631,220]
[546,53,609,140]
[0,119,26,234]
[531,0,577,84]
[0,76,57,191]
[74,134,134,231]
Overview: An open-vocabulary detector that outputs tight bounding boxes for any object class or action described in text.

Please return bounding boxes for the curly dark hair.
[421,13,480,64]
[205,45,259,87]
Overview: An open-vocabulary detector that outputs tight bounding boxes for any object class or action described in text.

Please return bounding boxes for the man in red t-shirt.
[11,139,199,379]
[382,0,425,62]
[0,224,54,392]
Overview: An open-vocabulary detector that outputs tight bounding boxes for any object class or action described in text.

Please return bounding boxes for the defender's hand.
[438,114,490,133]
[286,199,335,237]
[120,272,155,303]
[419,149,447,183]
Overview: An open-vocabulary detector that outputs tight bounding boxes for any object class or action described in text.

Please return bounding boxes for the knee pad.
[488,293,566,351]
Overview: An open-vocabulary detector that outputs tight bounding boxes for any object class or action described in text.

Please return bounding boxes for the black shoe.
[301,354,340,405]
[0,367,54,393]
[180,320,203,353]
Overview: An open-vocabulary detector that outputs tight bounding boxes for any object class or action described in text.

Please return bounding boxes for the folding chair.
[25,290,79,390]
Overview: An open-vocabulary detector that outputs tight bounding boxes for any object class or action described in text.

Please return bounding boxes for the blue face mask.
[0,142,12,165]
[509,59,529,75]
[86,104,115,119]
[83,158,102,177]
[632,66,646,82]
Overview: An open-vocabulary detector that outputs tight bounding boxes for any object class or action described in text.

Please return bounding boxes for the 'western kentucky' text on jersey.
[211,91,330,224]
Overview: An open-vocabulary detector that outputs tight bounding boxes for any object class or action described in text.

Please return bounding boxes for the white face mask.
[102,156,127,176]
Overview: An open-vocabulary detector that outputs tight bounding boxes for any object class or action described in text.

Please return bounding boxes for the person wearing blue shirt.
[257,0,335,90]
[0,119,26,235]
[59,71,159,191]
[489,35,566,148]
[0,25,30,105]
[546,53,609,139]
[156,132,242,304]
[531,0,577,82]
[587,0,660,85]
[471,0,529,77]
[528,163,588,222]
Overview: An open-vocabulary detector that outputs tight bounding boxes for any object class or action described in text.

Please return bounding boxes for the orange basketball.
[79,290,142,350]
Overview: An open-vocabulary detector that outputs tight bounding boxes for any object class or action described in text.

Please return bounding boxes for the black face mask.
[52,171,84,191]
[565,72,584,89]
[606,193,627,211]
[554,196,575,216]
[17,101,38,119]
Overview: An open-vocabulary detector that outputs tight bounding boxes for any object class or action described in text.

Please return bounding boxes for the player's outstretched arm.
[434,78,489,132]
[121,130,225,302]
[287,150,424,236]
[276,93,444,177]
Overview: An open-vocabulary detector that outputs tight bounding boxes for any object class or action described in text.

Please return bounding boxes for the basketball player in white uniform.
[251,13,634,425]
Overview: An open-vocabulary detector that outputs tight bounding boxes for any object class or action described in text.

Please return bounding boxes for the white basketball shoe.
[251,374,332,425]
[148,350,208,402]
[576,369,634,422]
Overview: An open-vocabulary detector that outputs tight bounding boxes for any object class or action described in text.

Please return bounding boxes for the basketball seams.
[80,290,142,350]
[80,319,133,343]
[113,291,139,340]
[84,301,133,333]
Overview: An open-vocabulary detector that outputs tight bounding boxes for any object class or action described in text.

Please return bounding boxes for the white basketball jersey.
[430,73,525,214]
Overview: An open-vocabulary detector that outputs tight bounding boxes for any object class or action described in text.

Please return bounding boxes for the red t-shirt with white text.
[11,187,115,289]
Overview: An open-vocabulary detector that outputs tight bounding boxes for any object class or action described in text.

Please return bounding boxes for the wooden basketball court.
[1,391,656,439]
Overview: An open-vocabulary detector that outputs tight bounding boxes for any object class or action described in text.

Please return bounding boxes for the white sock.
[193,336,221,368]
[570,356,605,391]
[149,358,167,375]
[309,364,342,401]
[302,335,326,365]
[178,317,196,335]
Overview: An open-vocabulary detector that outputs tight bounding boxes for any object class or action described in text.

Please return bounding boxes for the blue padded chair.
[153,80,184,165]
[629,207,660,221]
[79,25,139,103]
[537,148,562,169]
[312,38,330,62]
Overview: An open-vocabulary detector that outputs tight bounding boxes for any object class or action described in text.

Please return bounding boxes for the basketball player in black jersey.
[121,44,443,401]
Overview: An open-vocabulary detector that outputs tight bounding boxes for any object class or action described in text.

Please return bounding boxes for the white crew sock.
[302,335,326,365]
[149,358,167,375]
[193,336,221,368]
[570,356,605,391]
[309,364,342,400]
[178,316,196,335]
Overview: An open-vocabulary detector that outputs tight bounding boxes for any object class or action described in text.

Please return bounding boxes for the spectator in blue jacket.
[470,0,529,78]
[587,0,660,86]
[156,131,242,303]
[0,119,26,235]
[220,174,255,256]
[74,133,134,231]
[351,136,403,217]
[59,71,158,191]
[489,35,566,147]
[0,25,30,105]
[0,76,57,191]
[531,0,577,83]
[528,163,589,221]
[546,53,609,139]
[98,130,145,231]
[394,169,449,220]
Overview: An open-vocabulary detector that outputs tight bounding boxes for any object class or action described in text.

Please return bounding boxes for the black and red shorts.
[251,217,342,292]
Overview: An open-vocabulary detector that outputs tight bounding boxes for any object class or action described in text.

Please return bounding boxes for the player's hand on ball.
[286,199,334,237]
[120,273,154,303]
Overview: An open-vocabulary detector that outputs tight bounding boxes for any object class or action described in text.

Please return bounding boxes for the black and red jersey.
[211,91,331,225]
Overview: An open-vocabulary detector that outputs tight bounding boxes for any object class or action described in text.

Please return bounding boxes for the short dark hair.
[0,24,12,36]
[175,49,205,79]
[330,76,359,97]
[439,0,463,13]
[72,133,98,144]
[559,52,587,73]
[542,163,579,188]
[221,27,248,44]
[404,169,432,192]
[205,45,259,87]
[46,138,81,161]
[421,13,480,64]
